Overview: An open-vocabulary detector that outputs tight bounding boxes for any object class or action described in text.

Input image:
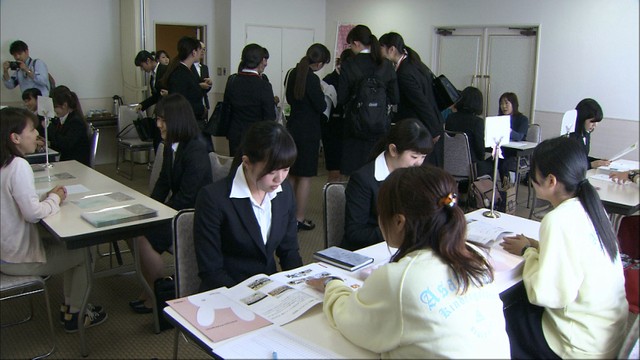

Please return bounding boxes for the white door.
[246,25,315,101]
[434,27,538,120]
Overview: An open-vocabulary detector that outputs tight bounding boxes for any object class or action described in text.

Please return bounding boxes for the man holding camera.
[3,40,50,96]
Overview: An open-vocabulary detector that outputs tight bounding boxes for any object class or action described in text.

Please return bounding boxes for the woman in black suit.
[338,25,399,176]
[569,98,610,169]
[129,93,212,313]
[194,121,302,291]
[379,32,444,167]
[225,44,277,157]
[445,86,493,177]
[286,43,330,231]
[342,118,433,251]
[47,86,90,166]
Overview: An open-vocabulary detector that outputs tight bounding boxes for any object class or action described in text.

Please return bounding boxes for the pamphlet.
[81,203,157,227]
[34,172,75,183]
[608,141,638,162]
[313,246,375,271]
[466,219,515,245]
[72,191,134,209]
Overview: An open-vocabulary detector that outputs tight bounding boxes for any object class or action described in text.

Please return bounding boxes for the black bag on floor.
[154,276,175,331]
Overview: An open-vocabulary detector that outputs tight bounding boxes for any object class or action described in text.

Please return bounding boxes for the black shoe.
[60,303,103,324]
[297,219,315,231]
[64,309,108,333]
[130,301,153,314]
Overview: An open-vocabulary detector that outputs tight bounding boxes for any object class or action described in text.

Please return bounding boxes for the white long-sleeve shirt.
[323,248,510,359]
[523,197,628,359]
[1,157,60,263]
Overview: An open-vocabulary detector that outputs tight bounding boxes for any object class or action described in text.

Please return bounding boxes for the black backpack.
[345,65,390,139]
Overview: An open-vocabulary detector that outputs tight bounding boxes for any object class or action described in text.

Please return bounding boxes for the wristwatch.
[521,245,531,256]
[323,276,343,288]
[628,170,638,183]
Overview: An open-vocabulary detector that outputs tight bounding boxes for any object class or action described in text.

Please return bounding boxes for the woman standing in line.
[194,121,302,291]
[285,43,330,231]
[308,166,510,358]
[379,32,444,167]
[501,137,627,358]
[338,24,399,176]
[1,107,107,332]
[342,118,432,251]
[225,44,277,156]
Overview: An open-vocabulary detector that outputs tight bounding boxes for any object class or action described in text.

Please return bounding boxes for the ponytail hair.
[379,32,430,76]
[50,85,85,123]
[377,166,494,294]
[293,43,330,100]
[160,36,201,88]
[531,137,618,262]
[347,25,383,66]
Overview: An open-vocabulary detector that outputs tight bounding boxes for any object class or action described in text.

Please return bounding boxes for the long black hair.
[160,36,201,88]
[368,118,433,162]
[347,25,383,66]
[379,32,430,77]
[292,43,330,100]
[574,98,603,136]
[531,136,618,262]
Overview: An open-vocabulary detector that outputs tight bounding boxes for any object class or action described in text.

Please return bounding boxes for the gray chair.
[171,209,206,359]
[523,123,541,207]
[1,273,55,359]
[322,182,347,248]
[208,152,234,183]
[149,142,165,193]
[443,130,476,208]
[115,105,154,180]
[88,124,100,169]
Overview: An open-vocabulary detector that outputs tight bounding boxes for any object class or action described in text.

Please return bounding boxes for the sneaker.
[297,219,315,231]
[60,303,104,324]
[64,308,108,333]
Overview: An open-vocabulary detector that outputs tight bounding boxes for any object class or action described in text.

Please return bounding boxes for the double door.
[434,27,538,120]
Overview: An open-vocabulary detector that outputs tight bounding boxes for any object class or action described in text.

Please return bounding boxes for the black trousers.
[503,283,561,359]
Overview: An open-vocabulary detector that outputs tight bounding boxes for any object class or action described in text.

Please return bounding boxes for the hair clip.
[439,193,457,208]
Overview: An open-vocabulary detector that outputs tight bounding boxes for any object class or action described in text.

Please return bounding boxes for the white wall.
[1,0,121,110]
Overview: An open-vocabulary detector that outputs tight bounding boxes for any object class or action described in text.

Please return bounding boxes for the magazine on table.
[167,263,364,343]
[80,203,157,227]
[313,246,375,271]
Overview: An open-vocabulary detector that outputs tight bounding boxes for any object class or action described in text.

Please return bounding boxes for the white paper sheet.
[608,141,638,162]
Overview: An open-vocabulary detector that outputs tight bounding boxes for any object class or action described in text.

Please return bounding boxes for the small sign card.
[560,109,577,136]
[485,115,511,146]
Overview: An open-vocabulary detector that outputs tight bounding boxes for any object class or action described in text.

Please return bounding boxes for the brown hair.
[1,107,36,167]
[377,166,494,293]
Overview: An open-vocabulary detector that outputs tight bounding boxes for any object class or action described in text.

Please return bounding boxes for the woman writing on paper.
[342,118,432,251]
[501,137,627,358]
[308,166,510,358]
[129,93,212,314]
[1,107,107,332]
[194,121,303,291]
[568,98,611,169]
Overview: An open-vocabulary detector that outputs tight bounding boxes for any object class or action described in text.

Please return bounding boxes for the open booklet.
[466,218,515,245]
[167,263,363,344]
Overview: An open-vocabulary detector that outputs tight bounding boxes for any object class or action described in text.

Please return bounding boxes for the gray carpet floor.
[1,158,636,359]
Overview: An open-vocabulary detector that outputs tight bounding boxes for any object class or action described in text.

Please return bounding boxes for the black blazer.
[569,131,597,169]
[139,63,168,111]
[285,67,326,141]
[192,63,211,109]
[47,111,90,166]
[394,60,444,137]
[167,64,205,120]
[225,71,276,155]
[342,160,384,251]
[151,136,212,210]
[445,111,486,163]
[194,174,302,291]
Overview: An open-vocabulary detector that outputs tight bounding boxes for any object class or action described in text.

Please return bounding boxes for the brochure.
[313,246,375,271]
[81,204,157,227]
[608,141,638,162]
[466,219,515,245]
[72,191,134,209]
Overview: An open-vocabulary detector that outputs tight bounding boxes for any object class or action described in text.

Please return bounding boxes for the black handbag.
[432,74,461,111]
[203,101,230,136]
[154,276,175,331]
[133,116,156,142]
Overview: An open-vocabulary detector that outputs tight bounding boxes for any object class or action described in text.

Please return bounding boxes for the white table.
[164,209,540,359]
[588,165,640,216]
[25,147,59,164]
[34,160,177,357]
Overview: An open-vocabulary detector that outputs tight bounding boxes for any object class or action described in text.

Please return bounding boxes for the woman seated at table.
[342,118,432,251]
[501,137,627,358]
[308,166,510,358]
[0,107,107,332]
[129,93,212,313]
[194,121,303,291]
[569,98,611,169]
[47,85,91,166]
[445,86,493,177]
[497,92,529,186]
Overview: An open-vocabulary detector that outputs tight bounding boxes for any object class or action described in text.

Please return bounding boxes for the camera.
[9,61,20,70]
